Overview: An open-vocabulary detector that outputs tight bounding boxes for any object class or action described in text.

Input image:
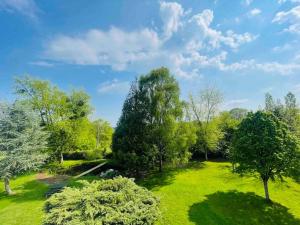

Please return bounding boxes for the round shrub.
[44,176,160,225]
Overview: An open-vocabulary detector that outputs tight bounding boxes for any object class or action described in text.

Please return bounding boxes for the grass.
[140,161,300,225]
[0,160,299,225]
[0,174,49,225]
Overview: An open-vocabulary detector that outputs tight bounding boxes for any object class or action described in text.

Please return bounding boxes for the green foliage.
[93,119,114,156]
[0,102,48,193]
[113,68,194,174]
[228,108,248,120]
[217,112,240,158]
[231,111,298,200]
[44,177,160,225]
[15,76,97,162]
[188,86,223,160]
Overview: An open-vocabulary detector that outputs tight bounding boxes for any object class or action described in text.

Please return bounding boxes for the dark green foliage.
[231,111,298,201]
[44,177,160,225]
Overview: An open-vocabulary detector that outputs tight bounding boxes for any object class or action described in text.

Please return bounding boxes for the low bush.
[44,176,160,225]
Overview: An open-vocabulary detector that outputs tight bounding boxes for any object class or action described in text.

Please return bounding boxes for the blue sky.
[0,0,300,125]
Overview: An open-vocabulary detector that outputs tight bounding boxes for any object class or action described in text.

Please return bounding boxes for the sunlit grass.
[141,161,300,225]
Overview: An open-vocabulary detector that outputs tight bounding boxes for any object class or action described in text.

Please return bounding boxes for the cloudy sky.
[1,0,300,125]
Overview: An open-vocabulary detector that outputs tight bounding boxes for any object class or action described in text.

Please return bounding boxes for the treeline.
[112,67,300,179]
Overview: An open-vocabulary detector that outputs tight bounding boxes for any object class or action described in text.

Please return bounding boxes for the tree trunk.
[159,155,163,172]
[205,149,208,161]
[60,152,64,164]
[4,177,13,195]
[263,179,271,202]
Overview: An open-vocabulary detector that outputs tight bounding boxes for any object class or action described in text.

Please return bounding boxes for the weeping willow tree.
[0,102,48,195]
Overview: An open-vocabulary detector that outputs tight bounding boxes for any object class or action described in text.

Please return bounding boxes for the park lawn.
[0,161,299,225]
[141,161,300,225]
[0,174,49,225]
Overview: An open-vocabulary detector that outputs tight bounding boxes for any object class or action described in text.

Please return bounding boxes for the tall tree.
[231,111,298,202]
[0,102,48,194]
[189,86,223,160]
[113,81,155,176]
[139,67,183,171]
[113,68,192,174]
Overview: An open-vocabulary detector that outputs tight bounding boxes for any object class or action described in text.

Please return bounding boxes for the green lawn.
[0,161,299,225]
[141,161,300,225]
[0,174,48,225]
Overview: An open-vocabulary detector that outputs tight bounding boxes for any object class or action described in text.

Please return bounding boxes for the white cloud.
[273,6,300,34]
[0,0,40,21]
[189,9,257,49]
[278,0,300,4]
[29,61,53,67]
[243,0,253,6]
[46,27,161,71]
[97,79,130,94]
[160,1,184,40]
[248,8,261,17]
[43,2,259,79]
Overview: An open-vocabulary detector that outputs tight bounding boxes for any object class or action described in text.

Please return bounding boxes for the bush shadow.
[188,190,300,225]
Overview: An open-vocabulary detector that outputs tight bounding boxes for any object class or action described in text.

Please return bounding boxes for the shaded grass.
[141,161,300,225]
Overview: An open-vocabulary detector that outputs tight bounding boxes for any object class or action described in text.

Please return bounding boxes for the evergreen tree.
[0,102,48,194]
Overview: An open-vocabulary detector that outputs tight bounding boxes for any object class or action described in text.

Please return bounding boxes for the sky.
[0,0,300,126]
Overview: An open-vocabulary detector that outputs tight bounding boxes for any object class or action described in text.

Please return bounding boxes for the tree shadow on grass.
[0,177,49,203]
[139,161,206,190]
[189,191,300,225]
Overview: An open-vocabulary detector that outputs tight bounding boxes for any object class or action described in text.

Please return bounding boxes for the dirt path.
[36,173,69,185]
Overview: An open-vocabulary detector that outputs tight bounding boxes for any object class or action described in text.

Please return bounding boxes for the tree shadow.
[0,178,49,203]
[189,191,300,225]
[139,161,206,190]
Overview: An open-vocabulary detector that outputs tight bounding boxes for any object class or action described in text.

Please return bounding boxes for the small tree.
[0,102,48,195]
[44,177,160,225]
[231,111,298,202]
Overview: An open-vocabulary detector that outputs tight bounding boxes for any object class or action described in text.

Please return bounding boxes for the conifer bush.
[44,176,160,225]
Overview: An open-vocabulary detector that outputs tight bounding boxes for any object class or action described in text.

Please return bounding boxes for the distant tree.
[229,108,248,120]
[0,102,48,195]
[217,112,240,158]
[93,119,114,155]
[44,177,160,225]
[189,86,223,160]
[231,111,298,202]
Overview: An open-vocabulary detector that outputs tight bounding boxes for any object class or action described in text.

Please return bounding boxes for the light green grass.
[0,161,299,225]
[0,174,49,225]
[141,161,300,225]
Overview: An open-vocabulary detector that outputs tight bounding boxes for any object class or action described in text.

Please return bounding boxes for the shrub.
[44,177,160,225]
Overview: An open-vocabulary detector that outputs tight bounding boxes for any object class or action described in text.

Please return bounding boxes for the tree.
[229,108,248,120]
[44,177,160,225]
[93,119,114,155]
[113,81,155,176]
[113,68,191,174]
[0,102,48,195]
[231,111,298,202]
[139,67,183,172]
[189,86,223,160]
[217,111,240,158]
[15,76,94,163]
